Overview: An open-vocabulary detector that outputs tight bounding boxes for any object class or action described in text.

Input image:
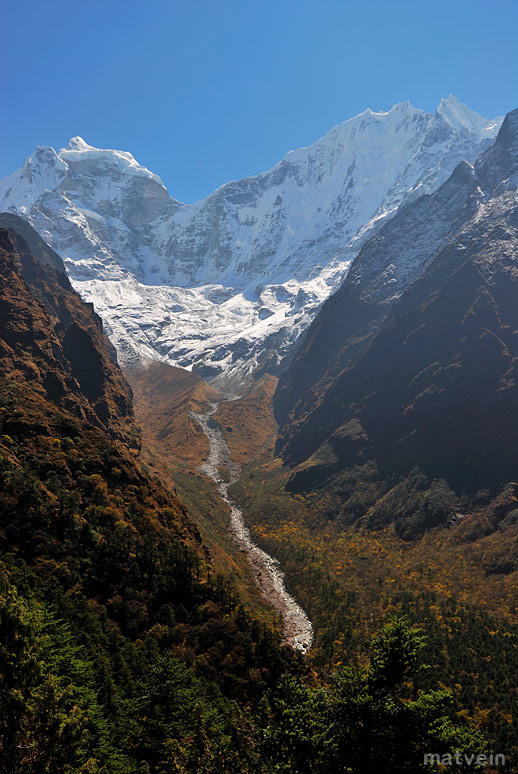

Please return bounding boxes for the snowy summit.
[0,97,502,384]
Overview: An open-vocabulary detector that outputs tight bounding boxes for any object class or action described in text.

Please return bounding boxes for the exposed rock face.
[0,98,501,384]
[274,110,518,495]
[0,213,138,448]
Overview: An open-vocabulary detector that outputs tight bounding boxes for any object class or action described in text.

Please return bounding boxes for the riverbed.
[190,402,313,653]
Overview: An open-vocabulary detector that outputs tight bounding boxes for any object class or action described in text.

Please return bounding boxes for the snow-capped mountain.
[274,109,518,494]
[0,96,502,383]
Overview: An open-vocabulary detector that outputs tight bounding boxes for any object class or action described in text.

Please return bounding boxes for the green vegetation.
[231,457,518,763]
[260,617,484,773]
[0,223,509,772]
[0,376,293,771]
[0,559,484,773]
[0,378,494,772]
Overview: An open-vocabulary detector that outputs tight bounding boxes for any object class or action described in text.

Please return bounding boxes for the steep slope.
[127,360,221,467]
[213,374,279,466]
[0,98,501,383]
[0,212,137,447]
[0,217,302,771]
[0,202,503,774]
[275,110,518,497]
[274,158,483,424]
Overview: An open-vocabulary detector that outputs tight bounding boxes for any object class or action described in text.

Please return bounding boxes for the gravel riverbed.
[191,402,313,653]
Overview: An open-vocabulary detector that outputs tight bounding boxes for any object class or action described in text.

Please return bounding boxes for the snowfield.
[0,97,502,384]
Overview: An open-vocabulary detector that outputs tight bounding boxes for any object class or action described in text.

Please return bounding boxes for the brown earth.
[126,360,221,468]
[213,374,279,466]
[126,362,281,626]
[127,362,279,472]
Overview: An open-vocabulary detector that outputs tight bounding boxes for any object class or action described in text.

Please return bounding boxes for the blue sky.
[3,0,517,202]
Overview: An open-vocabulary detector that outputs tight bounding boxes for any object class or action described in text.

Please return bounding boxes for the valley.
[122,105,518,762]
[127,362,518,760]
[191,401,313,652]
[1,100,518,771]
[126,363,313,649]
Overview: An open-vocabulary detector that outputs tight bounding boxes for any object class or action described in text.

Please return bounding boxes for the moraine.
[190,402,313,653]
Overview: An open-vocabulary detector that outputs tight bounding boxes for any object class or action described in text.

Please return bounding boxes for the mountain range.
[3,96,518,770]
[0,96,502,385]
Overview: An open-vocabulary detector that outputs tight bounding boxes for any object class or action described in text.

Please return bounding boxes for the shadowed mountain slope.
[275,110,518,496]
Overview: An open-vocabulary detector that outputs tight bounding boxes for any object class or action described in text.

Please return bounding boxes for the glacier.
[0,96,502,385]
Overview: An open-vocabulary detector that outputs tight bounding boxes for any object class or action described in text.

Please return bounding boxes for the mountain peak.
[499,107,518,139]
[475,107,518,192]
[391,99,414,111]
[58,138,166,187]
[351,100,420,122]
[436,95,497,136]
[438,94,467,109]
[0,97,504,381]
[66,136,92,150]
[493,108,518,157]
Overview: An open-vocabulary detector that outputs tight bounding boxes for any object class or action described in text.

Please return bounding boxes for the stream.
[190,402,313,653]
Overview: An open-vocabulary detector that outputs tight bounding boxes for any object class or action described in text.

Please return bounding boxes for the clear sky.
[2,0,517,203]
